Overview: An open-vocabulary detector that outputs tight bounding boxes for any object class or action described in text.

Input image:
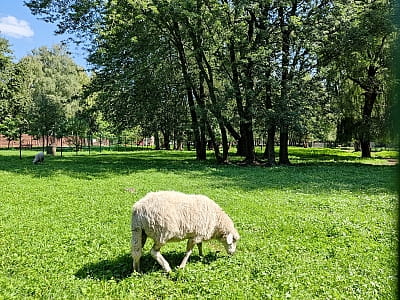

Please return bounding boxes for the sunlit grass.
[0,148,397,299]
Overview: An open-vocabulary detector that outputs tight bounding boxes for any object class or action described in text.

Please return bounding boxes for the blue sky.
[0,0,88,68]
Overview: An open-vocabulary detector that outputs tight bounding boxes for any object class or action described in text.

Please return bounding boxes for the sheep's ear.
[226,233,234,245]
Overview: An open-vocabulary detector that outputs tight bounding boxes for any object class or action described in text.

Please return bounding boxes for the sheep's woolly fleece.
[131,191,240,272]
[132,191,238,244]
[33,151,44,164]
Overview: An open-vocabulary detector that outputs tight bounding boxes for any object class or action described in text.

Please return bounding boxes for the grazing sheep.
[32,151,44,164]
[131,191,240,272]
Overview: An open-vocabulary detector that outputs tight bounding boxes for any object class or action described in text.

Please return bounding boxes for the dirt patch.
[125,187,136,193]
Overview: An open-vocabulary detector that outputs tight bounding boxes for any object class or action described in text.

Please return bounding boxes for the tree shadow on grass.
[75,252,218,281]
[1,149,396,194]
[0,150,215,180]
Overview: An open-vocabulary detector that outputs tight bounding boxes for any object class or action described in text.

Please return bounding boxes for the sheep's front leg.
[150,244,172,272]
[179,239,196,269]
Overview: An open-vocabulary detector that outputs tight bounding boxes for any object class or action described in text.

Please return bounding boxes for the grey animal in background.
[131,191,240,272]
[32,151,44,164]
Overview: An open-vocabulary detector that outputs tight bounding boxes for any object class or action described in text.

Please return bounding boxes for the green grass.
[0,148,397,299]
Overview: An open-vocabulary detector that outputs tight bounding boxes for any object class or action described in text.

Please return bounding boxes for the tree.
[324,0,395,157]
[20,45,88,149]
[0,38,17,122]
[0,37,32,148]
[85,1,192,151]
[271,1,338,164]
[26,0,237,162]
[25,0,396,163]
[0,116,20,148]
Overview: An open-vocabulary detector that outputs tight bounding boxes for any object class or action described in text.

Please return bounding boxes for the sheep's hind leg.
[131,228,143,272]
[150,244,172,272]
[179,239,196,269]
[197,242,203,257]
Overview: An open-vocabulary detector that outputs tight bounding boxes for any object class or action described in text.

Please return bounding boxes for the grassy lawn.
[0,148,397,299]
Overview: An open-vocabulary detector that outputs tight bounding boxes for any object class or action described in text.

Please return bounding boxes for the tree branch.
[348,75,368,90]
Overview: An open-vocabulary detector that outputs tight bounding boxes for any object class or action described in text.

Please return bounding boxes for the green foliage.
[20,45,89,140]
[0,37,32,138]
[86,1,190,140]
[21,0,400,161]
[0,149,397,298]
[322,0,396,153]
[0,116,20,147]
[0,38,17,121]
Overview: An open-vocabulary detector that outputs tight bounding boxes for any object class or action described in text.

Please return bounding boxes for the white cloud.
[0,16,34,39]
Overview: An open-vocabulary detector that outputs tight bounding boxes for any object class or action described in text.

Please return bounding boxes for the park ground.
[0,147,398,299]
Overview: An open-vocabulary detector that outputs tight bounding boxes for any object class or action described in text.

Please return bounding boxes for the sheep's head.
[221,231,240,255]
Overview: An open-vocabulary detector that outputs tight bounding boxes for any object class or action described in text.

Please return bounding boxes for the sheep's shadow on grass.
[75,252,218,281]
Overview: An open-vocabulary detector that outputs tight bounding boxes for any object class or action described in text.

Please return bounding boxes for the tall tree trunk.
[206,121,222,163]
[264,126,276,165]
[349,65,379,158]
[187,22,228,162]
[195,72,208,159]
[242,12,256,163]
[360,90,377,158]
[228,29,255,163]
[154,131,160,150]
[242,74,256,163]
[171,21,206,160]
[360,65,379,158]
[228,38,246,157]
[163,130,171,150]
[279,126,290,165]
[240,121,255,163]
[360,139,371,158]
[263,75,276,165]
[278,5,293,165]
[220,122,229,163]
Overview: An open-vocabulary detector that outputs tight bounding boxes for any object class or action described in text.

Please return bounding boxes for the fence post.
[19,128,22,160]
[88,134,91,155]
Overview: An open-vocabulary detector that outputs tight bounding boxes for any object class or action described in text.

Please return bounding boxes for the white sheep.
[131,191,240,272]
[32,151,44,164]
